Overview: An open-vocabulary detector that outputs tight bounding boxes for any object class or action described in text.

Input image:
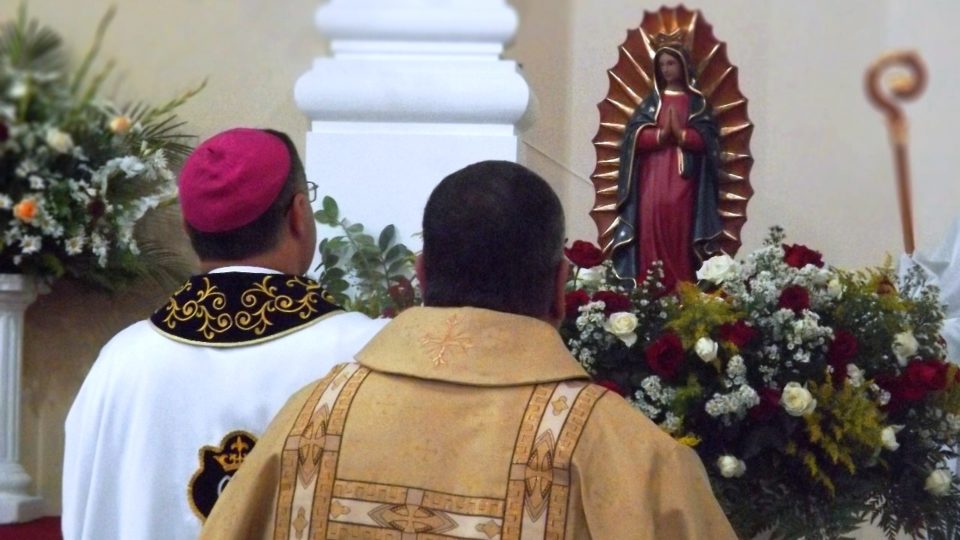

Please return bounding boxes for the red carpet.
[0,517,61,540]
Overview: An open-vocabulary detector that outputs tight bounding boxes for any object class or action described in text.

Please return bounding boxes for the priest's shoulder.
[581,386,692,455]
[278,362,359,412]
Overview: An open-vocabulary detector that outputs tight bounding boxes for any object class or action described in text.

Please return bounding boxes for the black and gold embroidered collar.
[149,272,342,347]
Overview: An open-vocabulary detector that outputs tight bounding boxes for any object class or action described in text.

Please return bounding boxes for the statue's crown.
[213,436,251,473]
[651,29,688,53]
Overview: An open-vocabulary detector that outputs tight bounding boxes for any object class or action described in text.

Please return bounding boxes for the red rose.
[595,379,626,396]
[387,276,416,308]
[827,330,859,383]
[592,290,631,315]
[564,240,604,268]
[782,243,824,269]
[880,360,951,411]
[719,320,757,348]
[565,289,590,318]
[749,387,781,421]
[828,330,859,363]
[778,285,810,314]
[645,333,685,380]
[904,359,949,392]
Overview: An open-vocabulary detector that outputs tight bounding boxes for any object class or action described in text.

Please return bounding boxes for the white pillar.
[295,0,530,249]
[0,274,43,523]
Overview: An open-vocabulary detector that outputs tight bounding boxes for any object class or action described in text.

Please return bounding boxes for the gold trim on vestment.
[149,309,343,348]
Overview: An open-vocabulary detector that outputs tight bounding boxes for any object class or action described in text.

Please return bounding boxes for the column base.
[0,493,45,524]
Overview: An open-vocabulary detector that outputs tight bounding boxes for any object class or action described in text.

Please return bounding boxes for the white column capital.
[295,0,529,125]
[295,0,531,252]
[315,0,518,54]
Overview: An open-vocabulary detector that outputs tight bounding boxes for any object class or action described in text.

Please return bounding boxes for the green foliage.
[665,281,740,348]
[314,196,418,318]
[793,376,887,494]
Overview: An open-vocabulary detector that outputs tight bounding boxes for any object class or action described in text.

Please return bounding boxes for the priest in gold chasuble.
[201,161,735,539]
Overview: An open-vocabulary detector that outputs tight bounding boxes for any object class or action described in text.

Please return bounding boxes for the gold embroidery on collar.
[158,275,333,342]
[419,314,474,367]
[162,277,231,340]
[235,276,323,335]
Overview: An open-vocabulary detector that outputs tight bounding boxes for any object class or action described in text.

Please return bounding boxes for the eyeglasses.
[306,181,318,203]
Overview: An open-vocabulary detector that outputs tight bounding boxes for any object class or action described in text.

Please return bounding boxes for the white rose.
[604,312,638,347]
[45,128,74,153]
[716,455,746,478]
[577,266,603,288]
[696,254,739,284]
[846,364,865,388]
[892,331,919,366]
[925,468,953,496]
[694,337,718,362]
[880,426,899,451]
[781,382,817,417]
[827,278,844,299]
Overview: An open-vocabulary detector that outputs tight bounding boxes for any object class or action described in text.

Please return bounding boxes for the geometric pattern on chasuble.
[272,363,606,540]
[274,363,368,540]
[501,381,606,540]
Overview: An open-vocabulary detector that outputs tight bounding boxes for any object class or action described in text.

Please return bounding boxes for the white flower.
[695,337,718,362]
[716,455,746,478]
[8,80,28,99]
[781,382,817,417]
[846,364,865,388]
[45,128,74,153]
[827,278,844,299]
[28,175,45,190]
[20,235,41,254]
[604,312,638,347]
[880,426,900,451]
[0,194,11,210]
[116,156,146,177]
[925,468,953,496]
[892,331,919,366]
[696,254,739,284]
[577,266,604,288]
[64,235,85,256]
[91,233,109,267]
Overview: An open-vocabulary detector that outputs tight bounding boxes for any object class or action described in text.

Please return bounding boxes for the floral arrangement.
[0,6,201,289]
[561,227,960,539]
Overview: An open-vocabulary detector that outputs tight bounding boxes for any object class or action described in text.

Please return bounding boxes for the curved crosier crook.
[865,51,927,255]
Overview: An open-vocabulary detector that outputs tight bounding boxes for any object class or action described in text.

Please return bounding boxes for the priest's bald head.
[178,128,317,274]
[417,160,567,325]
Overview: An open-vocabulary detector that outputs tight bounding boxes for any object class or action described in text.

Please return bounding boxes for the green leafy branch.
[313,196,419,318]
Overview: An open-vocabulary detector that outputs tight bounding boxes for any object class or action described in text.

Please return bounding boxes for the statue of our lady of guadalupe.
[610,39,723,287]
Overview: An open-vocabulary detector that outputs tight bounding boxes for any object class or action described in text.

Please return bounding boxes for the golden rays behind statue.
[591,5,753,286]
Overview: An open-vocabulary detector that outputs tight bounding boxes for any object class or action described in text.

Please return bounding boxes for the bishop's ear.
[415,253,427,300]
[287,192,312,239]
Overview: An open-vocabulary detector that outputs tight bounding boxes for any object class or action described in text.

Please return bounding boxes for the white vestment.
[62,267,387,540]
[900,218,960,362]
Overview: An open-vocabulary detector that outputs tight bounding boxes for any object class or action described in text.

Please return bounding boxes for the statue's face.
[657,53,683,85]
